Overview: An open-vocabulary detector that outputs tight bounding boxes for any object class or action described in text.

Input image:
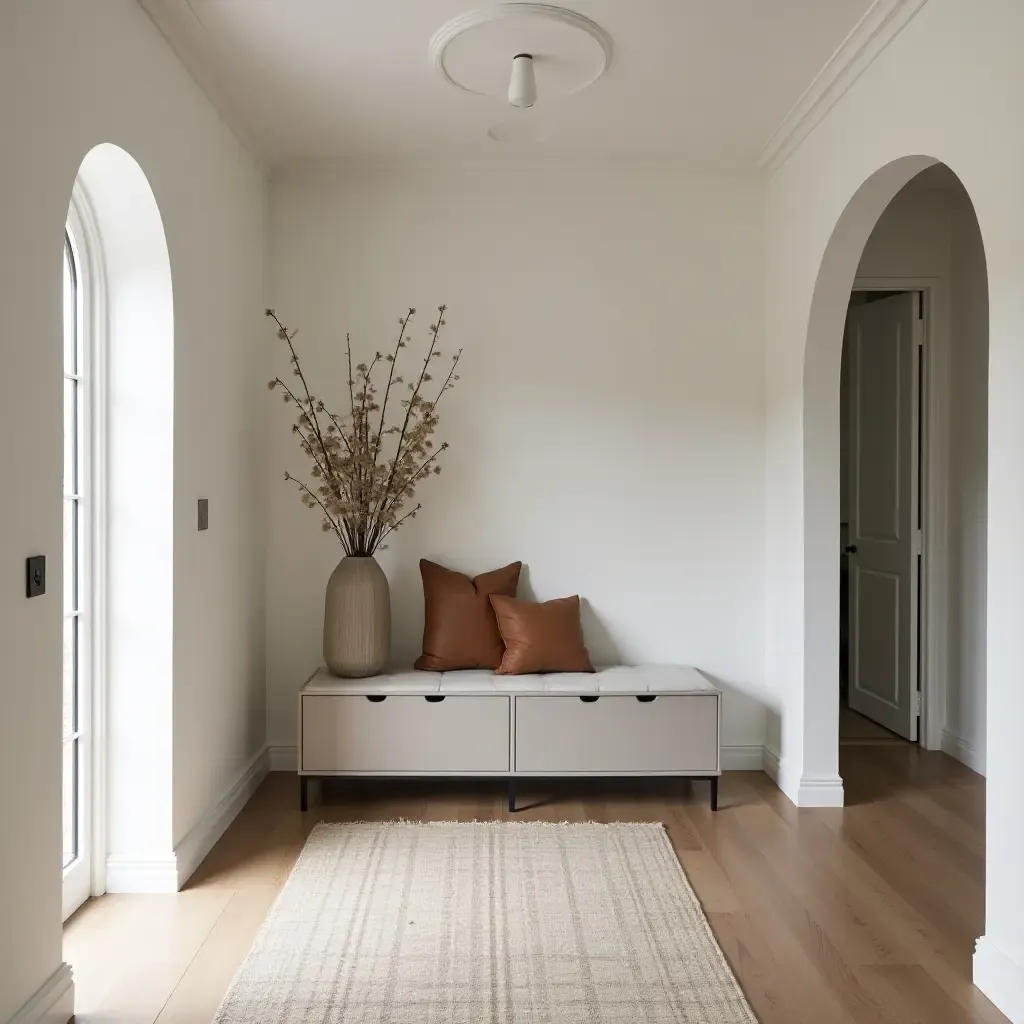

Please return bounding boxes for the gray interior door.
[846,292,921,741]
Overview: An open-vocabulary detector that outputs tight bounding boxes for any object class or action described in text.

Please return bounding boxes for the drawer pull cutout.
[425,695,446,703]
[365,695,387,703]
[579,695,600,703]
[636,695,657,703]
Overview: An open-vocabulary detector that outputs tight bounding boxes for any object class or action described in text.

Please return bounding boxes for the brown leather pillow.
[489,594,595,675]
[415,560,522,671]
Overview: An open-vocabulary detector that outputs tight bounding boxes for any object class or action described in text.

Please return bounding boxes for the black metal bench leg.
[710,776,719,812]
[508,778,516,813]
[300,775,309,812]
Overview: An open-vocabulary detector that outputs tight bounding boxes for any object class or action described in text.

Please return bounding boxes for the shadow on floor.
[839,742,985,812]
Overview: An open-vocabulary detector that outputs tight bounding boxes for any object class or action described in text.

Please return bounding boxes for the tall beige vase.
[323,556,391,677]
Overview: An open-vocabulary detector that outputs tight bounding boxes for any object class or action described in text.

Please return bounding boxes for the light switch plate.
[26,555,46,598]
[198,498,209,531]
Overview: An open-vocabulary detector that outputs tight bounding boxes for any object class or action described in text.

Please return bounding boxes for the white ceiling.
[139,0,879,172]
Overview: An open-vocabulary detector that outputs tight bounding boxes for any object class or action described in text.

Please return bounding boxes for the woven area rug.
[215,821,757,1023]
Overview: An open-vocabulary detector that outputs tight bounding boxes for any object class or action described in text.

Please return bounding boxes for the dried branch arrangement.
[267,305,461,556]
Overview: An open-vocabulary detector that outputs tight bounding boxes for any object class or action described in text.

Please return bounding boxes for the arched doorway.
[64,143,175,905]
[801,156,989,802]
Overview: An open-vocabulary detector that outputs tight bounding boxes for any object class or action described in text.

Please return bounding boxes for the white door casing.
[63,213,92,920]
[846,292,921,741]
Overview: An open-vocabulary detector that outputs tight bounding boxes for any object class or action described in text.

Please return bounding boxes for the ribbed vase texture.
[323,556,391,678]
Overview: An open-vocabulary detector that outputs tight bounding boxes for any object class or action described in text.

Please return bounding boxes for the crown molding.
[759,0,931,175]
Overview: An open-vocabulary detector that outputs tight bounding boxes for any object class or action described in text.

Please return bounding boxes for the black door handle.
[844,544,858,554]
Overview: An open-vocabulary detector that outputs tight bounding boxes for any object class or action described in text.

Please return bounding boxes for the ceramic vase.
[323,555,391,677]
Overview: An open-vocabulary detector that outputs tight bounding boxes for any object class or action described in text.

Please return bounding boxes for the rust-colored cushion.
[415,560,522,671]
[489,594,595,675]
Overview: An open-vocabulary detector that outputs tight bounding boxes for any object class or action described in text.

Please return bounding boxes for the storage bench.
[298,665,721,811]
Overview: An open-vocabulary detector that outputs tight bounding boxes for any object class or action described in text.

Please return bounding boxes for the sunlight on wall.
[76,143,176,889]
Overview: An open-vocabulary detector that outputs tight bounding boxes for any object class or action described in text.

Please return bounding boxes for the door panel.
[846,292,920,740]
[855,569,900,704]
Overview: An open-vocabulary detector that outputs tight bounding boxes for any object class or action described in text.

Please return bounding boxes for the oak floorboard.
[65,747,1007,1024]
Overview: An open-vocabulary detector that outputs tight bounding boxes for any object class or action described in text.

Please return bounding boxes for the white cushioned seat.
[434,670,495,693]
[540,673,600,693]
[435,671,548,693]
[304,670,442,695]
[597,665,714,693]
[303,665,715,694]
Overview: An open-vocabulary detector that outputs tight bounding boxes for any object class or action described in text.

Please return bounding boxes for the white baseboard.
[721,744,765,771]
[269,744,298,771]
[107,747,270,893]
[767,747,804,804]
[941,728,986,776]
[760,744,844,806]
[173,746,271,889]
[105,854,179,894]
[7,962,73,1024]
[975,936,1024,1024]
[794,774,845,807]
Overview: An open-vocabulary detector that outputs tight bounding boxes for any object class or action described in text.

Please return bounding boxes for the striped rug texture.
[215,820,757,1023]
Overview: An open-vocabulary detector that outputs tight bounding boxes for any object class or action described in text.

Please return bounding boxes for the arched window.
[71,143,175,898]
[62,197,96,920]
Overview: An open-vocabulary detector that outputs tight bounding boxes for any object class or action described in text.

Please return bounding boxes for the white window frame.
[63,183,108,920]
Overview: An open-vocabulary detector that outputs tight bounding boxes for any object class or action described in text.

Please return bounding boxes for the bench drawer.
[301,694,510,773]
[514,694,719,773]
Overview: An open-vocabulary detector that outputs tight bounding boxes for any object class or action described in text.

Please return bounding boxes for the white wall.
[762,0,1023,1016]
[857,184,952,278]
[267,167,768,761]
[0,1,266,1020]
[843,176,988,773]
[947,198,988,774]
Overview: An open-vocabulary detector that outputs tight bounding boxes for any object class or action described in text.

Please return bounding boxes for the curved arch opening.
[67,143,175,898]
[802,156,989,804]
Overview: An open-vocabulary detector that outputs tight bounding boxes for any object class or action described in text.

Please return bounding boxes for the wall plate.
[26,555,46,598]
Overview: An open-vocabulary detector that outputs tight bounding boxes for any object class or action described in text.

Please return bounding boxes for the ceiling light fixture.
[429,5,613,103]
[508,53,537,108]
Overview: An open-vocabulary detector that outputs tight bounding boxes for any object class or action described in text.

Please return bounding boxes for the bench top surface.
[303,665,717,696]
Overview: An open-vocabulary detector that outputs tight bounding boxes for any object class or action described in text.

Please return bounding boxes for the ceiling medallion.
[429,4,614,105]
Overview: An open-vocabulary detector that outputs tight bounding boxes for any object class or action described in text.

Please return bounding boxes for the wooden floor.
[64,747,1005,1023]
[840,704,909,745]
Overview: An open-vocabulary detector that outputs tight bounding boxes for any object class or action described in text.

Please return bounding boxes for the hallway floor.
[840,703,911,745]
[64,749,1002,1023]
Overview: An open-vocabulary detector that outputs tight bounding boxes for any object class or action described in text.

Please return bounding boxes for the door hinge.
[912,690,922,717]
[914,529,923,555]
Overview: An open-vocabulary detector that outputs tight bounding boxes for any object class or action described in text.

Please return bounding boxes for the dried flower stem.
[373,306,446,522]
[267,310,332,467]
[267,305,460,557]
[369,445,447,551]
